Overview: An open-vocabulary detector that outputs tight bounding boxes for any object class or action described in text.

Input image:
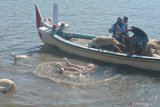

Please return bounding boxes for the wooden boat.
[35,4,160,71]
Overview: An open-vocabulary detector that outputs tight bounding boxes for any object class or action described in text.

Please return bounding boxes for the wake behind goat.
[88,36,125,53]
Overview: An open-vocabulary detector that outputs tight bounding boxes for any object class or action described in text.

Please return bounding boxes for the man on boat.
[56,22,65,36]
[52,25,57,33]
[122,16,131,51]
[48,17,53,25]
[127,26,149,55]
[108,17,126,44]
[122,16,129,36]
[56,23,72,40]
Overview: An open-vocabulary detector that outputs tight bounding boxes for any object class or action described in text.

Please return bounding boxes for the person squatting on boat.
[126,26,149,55]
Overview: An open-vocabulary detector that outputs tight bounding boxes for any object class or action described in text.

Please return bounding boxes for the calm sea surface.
[0,0,160,106]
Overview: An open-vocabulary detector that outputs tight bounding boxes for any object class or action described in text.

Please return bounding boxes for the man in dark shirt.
[127,26,149,55]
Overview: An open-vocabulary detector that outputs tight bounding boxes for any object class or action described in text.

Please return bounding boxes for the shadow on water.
[115,65,160,81]
[38,44,93,62]
[20,45,42,55]
[38,44,117,65]
[10,45,42,57]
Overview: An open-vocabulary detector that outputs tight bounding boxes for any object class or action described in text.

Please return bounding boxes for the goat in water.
[11,53,31,61]
[55,58,95,76]
[0,79,16,94]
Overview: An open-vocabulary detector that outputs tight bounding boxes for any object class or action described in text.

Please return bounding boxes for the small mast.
[53,3,58,27]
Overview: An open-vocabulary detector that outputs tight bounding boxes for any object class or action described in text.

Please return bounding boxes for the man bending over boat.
[127,26,149,55]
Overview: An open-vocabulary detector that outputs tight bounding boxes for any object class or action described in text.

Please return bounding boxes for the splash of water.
[33,58,120,87]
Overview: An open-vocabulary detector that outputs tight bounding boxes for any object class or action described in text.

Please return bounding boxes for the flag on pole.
[35,4,43,28]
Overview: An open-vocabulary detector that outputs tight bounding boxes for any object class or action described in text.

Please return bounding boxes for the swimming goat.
[11,53,31,61]
[0,79,16,94]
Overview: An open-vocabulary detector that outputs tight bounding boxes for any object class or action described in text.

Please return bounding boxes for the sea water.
[0,0,160,106]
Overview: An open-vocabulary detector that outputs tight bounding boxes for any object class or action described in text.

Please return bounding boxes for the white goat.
[88,36,124,53]
[0,79,16,94]
[146,41,160,57]
[149,39,160,45]
[11,53,31,61]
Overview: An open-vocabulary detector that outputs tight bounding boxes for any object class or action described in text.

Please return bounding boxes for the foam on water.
[33,59,120,88]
